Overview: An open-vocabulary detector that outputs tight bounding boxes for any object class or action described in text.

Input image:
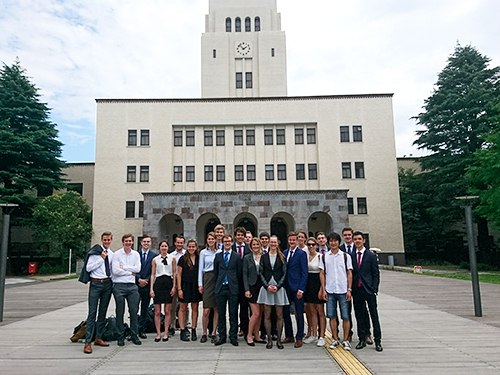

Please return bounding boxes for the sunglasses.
[307,243,317,247]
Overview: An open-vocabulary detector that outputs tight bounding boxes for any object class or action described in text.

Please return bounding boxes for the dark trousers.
[85,280,113,342]
[284,288,305,340]
[215,285,239,341]
[137,285,151,333]
[353,288,381,343]
[238,291,250,335]
[113,283,140,339]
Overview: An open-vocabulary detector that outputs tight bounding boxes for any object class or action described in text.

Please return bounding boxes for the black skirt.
[179,281,202,303]
[247,278,263,304]
[153,275,173,304]
[305,273,324,304]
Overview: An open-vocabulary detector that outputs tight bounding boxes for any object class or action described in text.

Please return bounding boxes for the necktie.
[223,251,229,284]
[238,245,242,258]
[289,250,294,262]
[347,245,351,254]
[104,254,110,277]
[357,251,362,287]
[142,252,147,263]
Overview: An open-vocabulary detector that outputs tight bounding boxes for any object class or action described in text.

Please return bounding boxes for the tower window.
[276,129,285,145]
[246,72,253,88]
[174,130,182,146]
[186,130,195,147]
[265,165,274,180]
[235,165,244,181]
[255,17,260,31]
[353,126,363,142]
[264,129,273,145]
[226,17,231,32]
[340,126,350,142]
[236,72,243,89]
[296,164,305,180]
[246,129,255,145]
[174,166,182,182]
[235,17,241,32]
[205,166,213,181]
[308,164,318,180]
[213,49,216,58]
[216,130,225,146]
[295,128,303,144]
[186,166,195,182]
[247,165,256,181]
[355,162,365,179]
[277,164,286,180]
[140,130,149,146]
[245,17,251,32]
[204,130,213,146]
[128,130,137,146]
[307,128,316,144]
[234,130,243,145]
[271,48,275,57]
[140,166,149,182]
[342,162,352,179]
[216,165,225,181]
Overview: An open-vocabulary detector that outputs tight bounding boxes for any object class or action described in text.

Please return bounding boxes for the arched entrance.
[233,212,258,236]
[308,211,333,237]
[271,212,295,250]
[158,214,184,247]
[196,213,221,246]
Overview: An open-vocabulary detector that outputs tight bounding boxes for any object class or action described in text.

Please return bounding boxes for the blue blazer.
[283,248,308,292]
[351,249,380,295]
[136,249,157,284]
[339,243,354,255]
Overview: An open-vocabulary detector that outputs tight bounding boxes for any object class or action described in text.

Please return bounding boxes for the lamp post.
[455,196,482,317]
[0,203,19,322]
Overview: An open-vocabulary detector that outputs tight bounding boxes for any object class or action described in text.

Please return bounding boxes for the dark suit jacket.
[259,252,287,290]
[214,250,243,295]
[136,249,157,285]
[242,253,259,291]
[78,244,104,284]
[231,242,250,259]
[340,243,355,255]
[351,249,380,295]
[283,248,308,292]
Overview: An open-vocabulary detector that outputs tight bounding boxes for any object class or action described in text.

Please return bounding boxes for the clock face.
[236,42,251,56]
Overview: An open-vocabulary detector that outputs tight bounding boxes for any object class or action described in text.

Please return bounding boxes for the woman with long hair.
[257,235,288,349]
[198,232,220,343]
[297,230,308,252]
[177,239,202,342]
[149,241,176,342]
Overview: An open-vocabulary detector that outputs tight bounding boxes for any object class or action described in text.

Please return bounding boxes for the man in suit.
[339,227,355,255]
[316,232,330,255]
[136,235,156,338]
[283,231,308,348]
[351,231,383,352]
[214,234,243,346]
[232,227,251,338]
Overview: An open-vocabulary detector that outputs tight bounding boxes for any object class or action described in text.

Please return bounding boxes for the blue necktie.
[223,251,229,284]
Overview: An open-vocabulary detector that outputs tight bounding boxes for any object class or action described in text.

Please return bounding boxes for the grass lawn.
[423,272,500,284]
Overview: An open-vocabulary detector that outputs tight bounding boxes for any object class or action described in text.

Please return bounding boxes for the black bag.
[145,303,164,333]
[101,316,119,342]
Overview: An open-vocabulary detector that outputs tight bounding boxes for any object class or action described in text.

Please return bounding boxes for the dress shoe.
[200,334,208,343]
[83,343,92,354]
[214,338,226,346]
[277,342,284,350]
[191,328,197,341]
[247,341,255,347]
[117,337,125,346]
[154,337,161,342]
[254,339,267,344]
[266,341,273,349]
[272,334,278,341]
[94,338,109,347]
[130,336,142,345]
[231,340,239,346]
[162,336,169,342]
[294,340,303,348]
[356,340,366,350]
[375,342,383,352]
[282,337,295,344]
[366,336,373,345]
[139,332,147,339]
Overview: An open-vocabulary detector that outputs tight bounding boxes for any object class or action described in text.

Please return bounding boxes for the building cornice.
[142,189,348,197]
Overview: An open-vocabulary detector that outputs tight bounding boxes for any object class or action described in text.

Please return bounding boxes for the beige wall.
[64,163,95,208]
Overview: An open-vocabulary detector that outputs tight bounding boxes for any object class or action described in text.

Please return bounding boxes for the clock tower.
[201,0,288,98]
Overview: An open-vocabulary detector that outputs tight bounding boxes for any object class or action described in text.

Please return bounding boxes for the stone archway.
[158,214,184,248]
[308,211,333,238]
[196,213,221,246]
[271,212,295,250]
[233,212,258,237]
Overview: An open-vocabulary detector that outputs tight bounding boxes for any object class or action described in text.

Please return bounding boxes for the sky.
[1,0,499,163]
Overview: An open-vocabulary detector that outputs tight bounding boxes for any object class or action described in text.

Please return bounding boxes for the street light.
[0,203,19,322]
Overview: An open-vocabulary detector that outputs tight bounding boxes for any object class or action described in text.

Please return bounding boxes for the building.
[91,0,405,264]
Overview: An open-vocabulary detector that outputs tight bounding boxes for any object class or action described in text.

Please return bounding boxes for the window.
[340,126,350,142]
[174,130,182,146]
[234,130,243,145]
[276,129,285,145]
[67,183,83,195]
[245,17,251,32]
[138,201,144,218]
[204,130,213,146]
[186,166,195,182]
[216,165,225,181]
[246,129,255,145]
[347,198,354,215]
[295,128,304,144]
[127,166,136,182]
[277,164,286,180]
[174,166,182,182]
[271,48,275,57]
[126,201,135,218]
[307,128,316,144]
[204,166,213,181]
[342,162,352,179]
[353,126,363,142]
[37,186,53,197]
[236,72,243,89]
[264,129,273,145]
[246,72,253,88]
[140,130,149,146]
[308,164,318,180]
[355,162,365,179]
[226,17,231,32]
[216,130,225,146]
[213,49,216,58]
[247,165,256,181]
[357,198,368,214]
[140,166,149,182]
[265,164,274,180]
[128,130,137,146]
[255,16,260,31]
[296,164,305,180]
[235,165,244,181]
[186,130,195,147]
[235,17,241,32]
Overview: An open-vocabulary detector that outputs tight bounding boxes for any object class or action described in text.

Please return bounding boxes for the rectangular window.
[246,129,255,145]
[186,130,195,147]
[127,166,136,182]
[140,166,149,182]
[126,201,135,218]
[342,162,352,179]
[353,126,363,142]
[174,130,182,146]
[277,164,286,180]
[246,72,253,88]
[213,49,216,58]
[247,165,256,181]
[276,129,285,145]
[264,129,273,145]
[174,166,182,182]
[271,48,275,57]
[340,126,350,142]
[216,130,225,146]
[308,164,318,180]
[128,130,137,146]
[355,162,365,179]
[307,128,316,144]
[236,72,243,89]
[295,128,304,144]
[186,166,195,182]
[140,130,149,146]
[204,166,213,181]
[235,165,244,181]
[347,198,354,215]
[204,130,213,146]
[216,165,225,181]
[296,164,305,180]
[138,201,144,218]
[234,130,243,146]
[357,197,368,214]
[67,183,83,195]
[265,164,274,180]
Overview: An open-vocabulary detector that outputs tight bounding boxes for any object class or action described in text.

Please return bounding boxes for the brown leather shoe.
[294,339,303,348]
[282,337,295,344]
[84,343,92,354]
[94,338,110,347]
[366,336,373,345]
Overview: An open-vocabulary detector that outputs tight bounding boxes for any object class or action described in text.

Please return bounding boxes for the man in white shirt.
[111,233,142,346]
[319,232,353,351]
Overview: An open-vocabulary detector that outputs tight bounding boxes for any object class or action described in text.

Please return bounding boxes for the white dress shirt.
[111,248,141,284]
[86,246,113,279]
[319,250,353,294]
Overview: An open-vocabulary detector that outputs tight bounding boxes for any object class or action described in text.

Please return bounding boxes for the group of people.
[79,225,382,354]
